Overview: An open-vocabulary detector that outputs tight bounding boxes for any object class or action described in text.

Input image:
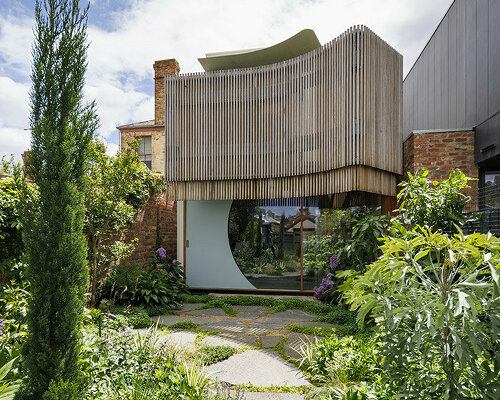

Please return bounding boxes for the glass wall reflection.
[228,200,301,290]
[302,193,382,290]
[228,193,382,291]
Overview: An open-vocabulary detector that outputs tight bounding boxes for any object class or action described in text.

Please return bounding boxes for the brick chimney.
[154,59,180,125]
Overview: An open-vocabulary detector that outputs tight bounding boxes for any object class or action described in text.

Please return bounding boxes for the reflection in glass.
[228,200,301,290]
[228,193,382,291]
[302,194,382,290]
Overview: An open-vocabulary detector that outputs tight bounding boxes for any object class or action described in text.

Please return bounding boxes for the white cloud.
[0,77,29,128]
[0,0,453,161]
[0,126,30,163]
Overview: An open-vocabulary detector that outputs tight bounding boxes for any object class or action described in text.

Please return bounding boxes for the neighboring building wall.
[119,193,177,265]
[121,126,165,175]
[403,0,500,141]
[403,130,479,208]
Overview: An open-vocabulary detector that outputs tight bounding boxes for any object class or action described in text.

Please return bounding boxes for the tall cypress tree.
[17,0,97,398]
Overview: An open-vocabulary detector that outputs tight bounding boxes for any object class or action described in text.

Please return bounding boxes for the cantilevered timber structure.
[164,26,402,201]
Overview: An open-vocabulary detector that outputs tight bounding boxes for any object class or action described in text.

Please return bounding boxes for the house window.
[137,137,152,170]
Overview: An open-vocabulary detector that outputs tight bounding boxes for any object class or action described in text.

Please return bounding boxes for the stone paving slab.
[177,303,205,312]
[185,307,230,317]
[206,350,310,387]
[260,336,282,348]
[284,333,319,359]
[198,320,248,333]
[233,305,270,314]
[201,333,257,348]
[163,331,198,349]
[266,310,317,321]
[151,315,214,326]
[246,319,291,333]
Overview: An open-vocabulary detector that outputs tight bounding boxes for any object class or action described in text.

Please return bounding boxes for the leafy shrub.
[347,229,500,399]
[304,336,378,383]
[315,306,357,325]
[42,380,82,400]
[0,358,20,400]
[396,168,475,233]
[81,326,208,399]
[0,283,29,366]
[200,345,238,365]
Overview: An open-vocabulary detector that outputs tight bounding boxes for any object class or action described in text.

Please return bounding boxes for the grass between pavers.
[167,321,200,330]
[192,301,239,317]
[179,293,336,315]
[237,383,309,394]
[200,344,238,365]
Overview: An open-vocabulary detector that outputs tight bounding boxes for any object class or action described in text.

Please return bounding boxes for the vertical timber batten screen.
[165,26,402,201]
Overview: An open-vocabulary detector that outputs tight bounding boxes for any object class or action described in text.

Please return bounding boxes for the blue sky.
[0,0,453,162]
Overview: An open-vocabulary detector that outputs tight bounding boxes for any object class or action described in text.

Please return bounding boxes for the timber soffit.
[164,25,403,201]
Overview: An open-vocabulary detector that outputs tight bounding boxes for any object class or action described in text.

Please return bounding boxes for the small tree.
[85,140,163,307]
[349,229,500,399]
[396,169,474,233]
[16,0,97,397]
[277,213,286,260]
[342,170,500,398]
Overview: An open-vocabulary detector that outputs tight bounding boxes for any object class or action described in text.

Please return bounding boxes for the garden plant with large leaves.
[348,228,500,399]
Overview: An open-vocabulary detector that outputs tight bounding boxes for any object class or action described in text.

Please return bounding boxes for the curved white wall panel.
[185,200,255,289]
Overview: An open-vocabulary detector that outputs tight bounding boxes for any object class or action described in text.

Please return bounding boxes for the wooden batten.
[164,26,402,201]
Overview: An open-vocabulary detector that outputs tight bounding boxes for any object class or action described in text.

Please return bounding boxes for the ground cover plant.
[180,293,335,315]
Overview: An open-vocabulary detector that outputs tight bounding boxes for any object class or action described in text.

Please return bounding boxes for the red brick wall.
[120,193,177,265]
[154,59,180,125]
[402,130,478,209]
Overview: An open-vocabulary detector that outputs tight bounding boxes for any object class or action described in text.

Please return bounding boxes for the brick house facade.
[117,60,180,264]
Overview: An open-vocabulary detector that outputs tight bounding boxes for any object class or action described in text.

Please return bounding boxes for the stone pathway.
[150,303,334,399]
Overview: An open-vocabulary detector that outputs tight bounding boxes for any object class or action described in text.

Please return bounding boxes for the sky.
[0,0,454,162]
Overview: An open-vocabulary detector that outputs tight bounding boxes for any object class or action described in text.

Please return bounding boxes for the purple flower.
[156,247,167,259]
[172,259,178,264]
[169,272,174,278]
[314,274,336,300]
[0,319,4,336]
[329,253,340,271]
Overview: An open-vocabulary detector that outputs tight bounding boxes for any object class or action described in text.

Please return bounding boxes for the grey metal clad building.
[403,0,500,165]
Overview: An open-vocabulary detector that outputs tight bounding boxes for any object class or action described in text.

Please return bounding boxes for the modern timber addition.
[163,26,403,201]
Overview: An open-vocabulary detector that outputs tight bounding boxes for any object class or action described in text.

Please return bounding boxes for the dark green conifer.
[17,0,97,398]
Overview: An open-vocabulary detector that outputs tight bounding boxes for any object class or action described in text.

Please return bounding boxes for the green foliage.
[305,336,378,382]
[167,321,198,330]
[0,179,37,282]
[81,327,208,399]
[339,213,389,272]
[132,261,187,309]
[41,380,82,400]
[200,345,237,365]
[277,213,286,259]
[0,179,23,265]
[195,302,238,317]
[303,234,336,275]
[314,306,357,326]
[16,1,97,397]
[0,358,20,400]
[397,168,475,233]
[0,156,16,175]
[0,284,29,367]
[85,139,164,307]
[346,229,500,399]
